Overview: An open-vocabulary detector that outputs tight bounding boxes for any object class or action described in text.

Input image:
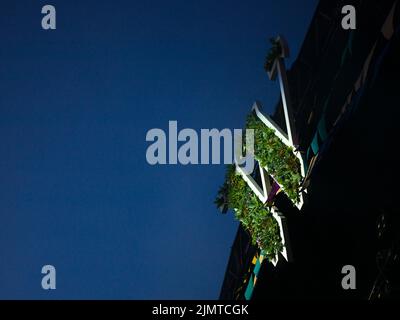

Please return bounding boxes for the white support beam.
[277,58,298,147]
[252,101,290,146]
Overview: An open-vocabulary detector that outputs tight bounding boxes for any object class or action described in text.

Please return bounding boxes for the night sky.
[0,0,317,299]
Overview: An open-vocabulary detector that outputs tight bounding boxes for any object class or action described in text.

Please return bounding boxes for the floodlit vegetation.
[216,165,283,260]
[216,35,303,260]
[215,112,302,261]
[246,113,301,203]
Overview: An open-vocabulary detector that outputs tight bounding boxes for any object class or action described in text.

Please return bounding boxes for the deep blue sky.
[0,0,317,299]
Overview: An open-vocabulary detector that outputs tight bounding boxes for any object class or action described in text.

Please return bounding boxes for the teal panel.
[244,275,254,300]
[253,260,261,277]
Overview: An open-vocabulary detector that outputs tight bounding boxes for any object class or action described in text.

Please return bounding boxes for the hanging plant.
[214,165,283,260]
[214,110,301,261]
[214,182,229,214]
[264,37,282,72]
[246,112,301,203]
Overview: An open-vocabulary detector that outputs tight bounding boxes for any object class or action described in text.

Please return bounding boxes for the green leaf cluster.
[224,165,283,260]
[264,37,282,72]
[246,113,301,203]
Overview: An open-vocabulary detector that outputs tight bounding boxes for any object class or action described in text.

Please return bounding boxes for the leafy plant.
[214,43,304,260]
[264,37,282,72]
[214,182,229,214]
[246,113,301,203]
[216,165,283,260]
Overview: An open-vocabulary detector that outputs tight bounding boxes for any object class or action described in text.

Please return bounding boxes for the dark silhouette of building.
[220,0,400,300]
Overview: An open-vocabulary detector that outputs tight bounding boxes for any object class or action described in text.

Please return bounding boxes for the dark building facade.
[220,0,400,300]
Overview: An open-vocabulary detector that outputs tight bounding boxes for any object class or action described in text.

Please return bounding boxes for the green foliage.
[214,182,229,213]
[264,37,282,72]
[214,46,305,260]
[246,113,301,203]
[220,165,283,260]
